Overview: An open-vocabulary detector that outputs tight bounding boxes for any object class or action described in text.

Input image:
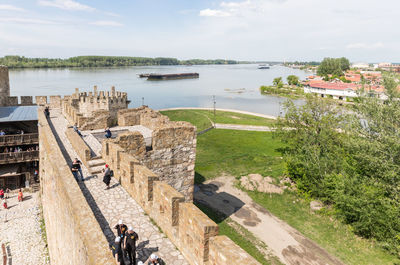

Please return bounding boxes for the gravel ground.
[0,192,49,265]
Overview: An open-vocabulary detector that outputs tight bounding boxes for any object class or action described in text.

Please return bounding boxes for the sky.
[0,0,399,62]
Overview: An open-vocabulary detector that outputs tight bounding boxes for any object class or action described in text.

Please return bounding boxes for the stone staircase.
[88,157,106,175]
[31,183,40,192]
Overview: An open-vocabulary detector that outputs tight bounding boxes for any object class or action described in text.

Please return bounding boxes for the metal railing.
[0,133,39,146]
[0,150,39,164]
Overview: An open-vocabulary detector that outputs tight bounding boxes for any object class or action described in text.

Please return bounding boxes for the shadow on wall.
[46,116,115,243]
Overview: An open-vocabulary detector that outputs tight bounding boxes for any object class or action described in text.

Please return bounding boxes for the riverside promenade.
[49,108,188,265]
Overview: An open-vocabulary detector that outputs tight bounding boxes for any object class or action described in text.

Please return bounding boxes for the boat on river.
[258,64,270,69]
[142,73,199,80]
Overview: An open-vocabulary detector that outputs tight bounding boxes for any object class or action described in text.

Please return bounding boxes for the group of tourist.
[0,188,24,209]
[0,129,25,136]
[1,145,38,153]
[110,220,162,265]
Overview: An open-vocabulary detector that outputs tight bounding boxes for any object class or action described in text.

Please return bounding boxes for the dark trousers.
[125,246,136,265]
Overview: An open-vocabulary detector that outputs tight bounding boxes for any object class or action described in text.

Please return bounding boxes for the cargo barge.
[141,73,199,80]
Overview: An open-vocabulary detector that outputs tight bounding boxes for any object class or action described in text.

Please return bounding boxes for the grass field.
[160,109,276,131]
[162,110,400,264]
[195,129,284,183]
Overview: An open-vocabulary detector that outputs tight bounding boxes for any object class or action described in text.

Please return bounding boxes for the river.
[9,64,309,116]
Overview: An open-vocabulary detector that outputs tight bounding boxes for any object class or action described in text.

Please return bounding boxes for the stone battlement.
[62,86,130,130]
[101,133,259,265]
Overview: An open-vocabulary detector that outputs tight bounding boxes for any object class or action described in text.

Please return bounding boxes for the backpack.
[110,170,114,177]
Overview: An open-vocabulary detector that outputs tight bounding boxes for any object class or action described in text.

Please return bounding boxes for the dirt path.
[158,107,278,120]
[194,176,344,265]
[214,123,274,131]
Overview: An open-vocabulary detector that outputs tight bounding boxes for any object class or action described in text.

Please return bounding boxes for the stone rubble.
[240,174,284,194]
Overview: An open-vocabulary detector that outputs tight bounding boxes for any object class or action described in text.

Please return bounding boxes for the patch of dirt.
[240,174,284,194]
[230,115,241,119]
[194,175,344,265]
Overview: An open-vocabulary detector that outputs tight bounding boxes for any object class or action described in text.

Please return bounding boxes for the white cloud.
[346,42,384,49]
[0,17,57,25]
[89,20,123,27]
[38,0,95,11]
[0,4,26,12]
[199,8,232,17]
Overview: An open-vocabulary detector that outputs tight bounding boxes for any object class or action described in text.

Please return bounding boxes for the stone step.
[89,165,105,174]
[88,158,105,167]
[31,183,40,192]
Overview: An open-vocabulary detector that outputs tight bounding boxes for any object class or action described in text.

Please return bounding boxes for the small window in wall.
[160,205,164,214]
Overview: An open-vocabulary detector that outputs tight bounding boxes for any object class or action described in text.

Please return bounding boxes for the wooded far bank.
[0,55,242,68]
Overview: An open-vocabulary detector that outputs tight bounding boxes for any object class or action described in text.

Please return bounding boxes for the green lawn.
[195,130,284,183]
[162,109,399,264]
[161,109,276,132]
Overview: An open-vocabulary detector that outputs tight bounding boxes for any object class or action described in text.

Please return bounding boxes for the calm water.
[9,64,308,116]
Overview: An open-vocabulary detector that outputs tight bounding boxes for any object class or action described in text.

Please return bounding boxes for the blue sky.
[0,0,399,62]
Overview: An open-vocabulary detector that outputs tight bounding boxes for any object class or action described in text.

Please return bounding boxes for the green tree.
[277,84,400,256]
[317,57,350,76]
[287,75,299,86]
[273,77,284,88]
[276,95,347,201]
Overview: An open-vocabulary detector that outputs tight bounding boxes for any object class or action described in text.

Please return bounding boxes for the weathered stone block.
[35,95,47,106]
[179,203,219,264]
[208,236,261,265]
[21,96,33,105]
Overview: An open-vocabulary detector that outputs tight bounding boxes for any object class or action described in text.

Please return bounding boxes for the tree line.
[0,55,239,68]
[276,77,400,257]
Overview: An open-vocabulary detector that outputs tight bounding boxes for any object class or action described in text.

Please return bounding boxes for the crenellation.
[8,96,18,105]
[35,95,47,106]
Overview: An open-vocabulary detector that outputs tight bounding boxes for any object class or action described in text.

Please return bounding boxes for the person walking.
[72,158,84,181]
[110,237,125,265]
[44,106,50,118]
[0,189,4,199]
[124,226,139,265]
[102,164,112,189]
[18,189,23,202]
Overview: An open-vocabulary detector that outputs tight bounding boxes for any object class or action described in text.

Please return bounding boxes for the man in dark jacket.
[124,226,139,265]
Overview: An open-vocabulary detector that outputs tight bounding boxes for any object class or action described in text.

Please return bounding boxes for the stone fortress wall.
[38,107,115,265]
[0,67,62,107]
[62,86,129,130]
[29,81,260,265]
[102,126,259,265]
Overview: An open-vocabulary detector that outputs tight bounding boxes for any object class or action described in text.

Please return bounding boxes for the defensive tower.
[0,65,10,106]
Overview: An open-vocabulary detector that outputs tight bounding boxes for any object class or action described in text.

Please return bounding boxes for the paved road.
[49,109,188,265]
